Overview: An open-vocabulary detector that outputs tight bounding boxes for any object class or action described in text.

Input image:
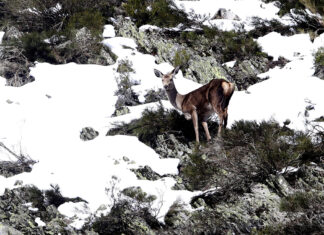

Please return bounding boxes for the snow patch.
[35,217,46,227]
[0,31,4,44]
[103,25,116,38]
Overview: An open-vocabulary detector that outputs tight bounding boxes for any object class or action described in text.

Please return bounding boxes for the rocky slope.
[0,0,324,234]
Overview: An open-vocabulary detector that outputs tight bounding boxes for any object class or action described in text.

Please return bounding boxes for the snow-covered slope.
[0,0,324,229]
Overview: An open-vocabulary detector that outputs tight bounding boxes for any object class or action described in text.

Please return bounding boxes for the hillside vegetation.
[0,0,324,234]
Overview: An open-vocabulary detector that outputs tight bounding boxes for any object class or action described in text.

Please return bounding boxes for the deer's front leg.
[191,109,199,143]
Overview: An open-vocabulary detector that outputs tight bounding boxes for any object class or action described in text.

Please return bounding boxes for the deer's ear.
[172,66,180,75]
[154,69,163,78]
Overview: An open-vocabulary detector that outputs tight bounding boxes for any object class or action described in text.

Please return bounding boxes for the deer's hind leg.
[223,107,228,128]
[202,121,211,141]
[209,93,225,137]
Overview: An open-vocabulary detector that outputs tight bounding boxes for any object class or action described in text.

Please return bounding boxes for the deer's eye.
[170,78,173,81]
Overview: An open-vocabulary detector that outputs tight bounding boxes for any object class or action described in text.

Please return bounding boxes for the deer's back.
[181,79,225,113]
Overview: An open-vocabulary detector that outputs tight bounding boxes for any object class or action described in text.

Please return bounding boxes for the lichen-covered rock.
[224,56,270,90]
[0,186,85,234]
[0,223,23,235]
[314,65,324,79]
[131,166,161,181]
[0,160,34,178]
[80,127,99,141]
[114,17,228,84]
[155,134,192,161]
[2,26,23,41]
[213,8,241,21]
[112,105,130,117]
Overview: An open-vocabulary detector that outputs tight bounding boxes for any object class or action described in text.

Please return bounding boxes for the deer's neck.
[165,84,184,111]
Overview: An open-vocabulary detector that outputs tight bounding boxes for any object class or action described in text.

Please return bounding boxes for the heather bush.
[124,0,189,27]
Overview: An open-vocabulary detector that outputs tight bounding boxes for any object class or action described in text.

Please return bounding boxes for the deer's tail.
[220,81,235,111]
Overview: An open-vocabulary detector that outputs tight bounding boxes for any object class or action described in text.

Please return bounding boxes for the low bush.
[2,0,112,33]
[315,47,324,66]
[117,59,134,74]
[123,0,189,27]
[89,199,161,234]
[173,49,190,70]
[224,120,324,173]
[280,191,324,212]
[218,30,264,62]
[107,104,212,148]
[65,10,104,38]
[21,32,56,63]
[249,17,294,38]
[181,151,220,191]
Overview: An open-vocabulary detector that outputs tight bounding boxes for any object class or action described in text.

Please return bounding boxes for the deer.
[154,66,235,143]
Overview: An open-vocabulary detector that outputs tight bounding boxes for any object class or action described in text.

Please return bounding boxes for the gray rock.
[80,127,99,141]
[3,26,23,41]
[314,65,324,80]
[113,105,130,117]
[0,160,34,178]
[75,27,92,44]
[0,223,23,235]
[213,8,241,21]
[155,134,192,160]
[224,57,270,90]
[144,89,168,103]
[131,166,161,181]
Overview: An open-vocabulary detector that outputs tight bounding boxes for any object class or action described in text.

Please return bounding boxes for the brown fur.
[154,67,235,142]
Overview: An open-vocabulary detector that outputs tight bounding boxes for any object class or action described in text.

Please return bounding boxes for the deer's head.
[154,66,180,91]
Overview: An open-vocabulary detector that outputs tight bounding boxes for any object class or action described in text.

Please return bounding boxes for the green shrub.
[224,120,323,174]
[107,105,203,148]
[65,10,104,38]
[90,199,160,234]
[181,151,220,191]
[150,0,188,27]
[173,49,190,69]
[123,0,151,27]
[124,0,189,27]
[280,192,323,212]
[21,32,55,62]
[249,18,294,38]
[117,59,134,74]
[202,25,219,39]
[315,47,324,66]
[3,0,112,33]
[219,31,263,62]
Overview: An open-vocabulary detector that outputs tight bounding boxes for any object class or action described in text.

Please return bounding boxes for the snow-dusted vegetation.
[0,0,323,234]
